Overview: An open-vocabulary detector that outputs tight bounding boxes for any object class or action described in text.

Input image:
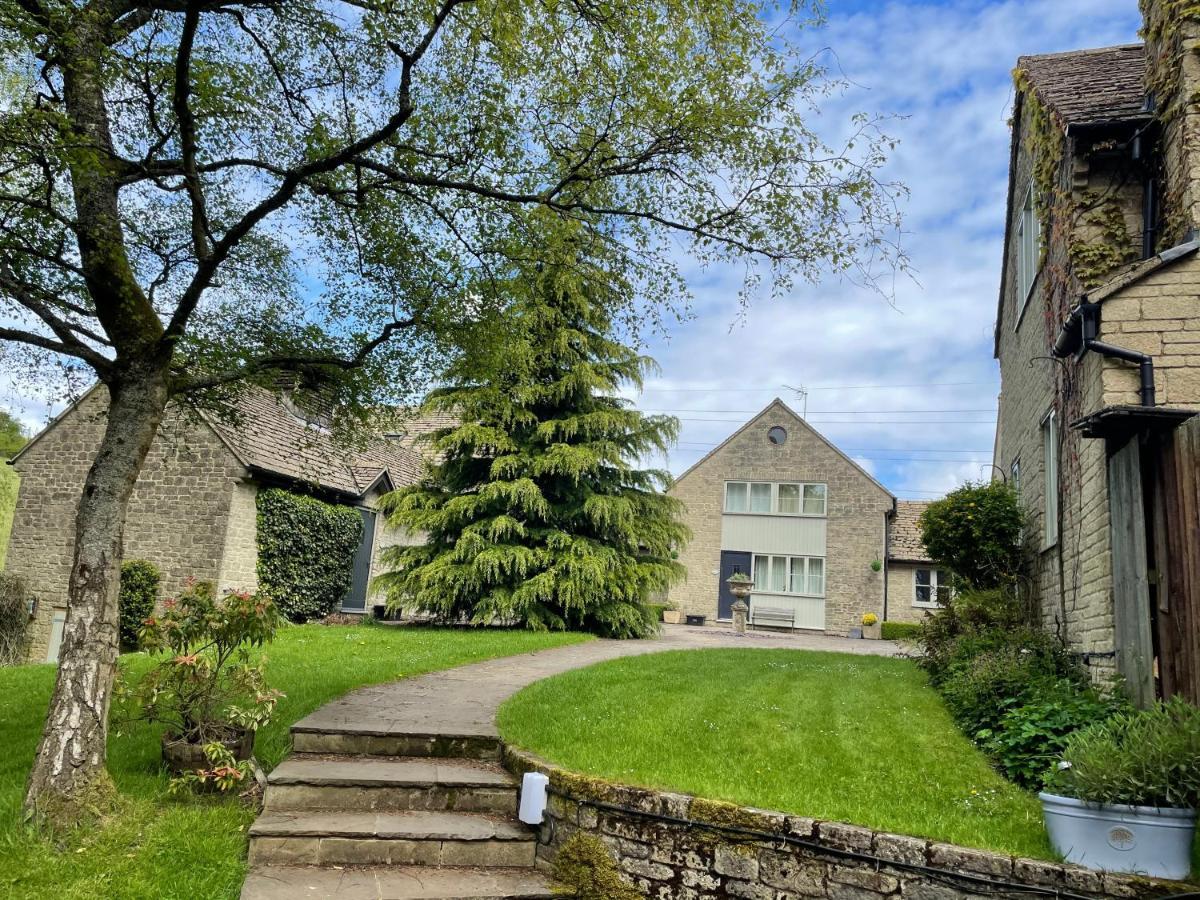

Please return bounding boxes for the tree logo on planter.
[1106,827,1136,851]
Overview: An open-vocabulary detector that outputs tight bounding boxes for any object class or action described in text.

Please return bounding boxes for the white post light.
[518,771,549,825]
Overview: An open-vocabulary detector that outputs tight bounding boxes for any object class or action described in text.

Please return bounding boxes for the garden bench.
[751,605,795,630]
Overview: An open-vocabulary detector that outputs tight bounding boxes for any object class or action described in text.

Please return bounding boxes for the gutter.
[1052,301,1156,407]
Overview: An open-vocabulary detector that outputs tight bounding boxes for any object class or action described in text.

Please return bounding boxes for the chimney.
[1142,1,1200,244]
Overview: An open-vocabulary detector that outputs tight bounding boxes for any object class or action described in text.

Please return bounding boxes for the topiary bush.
[0,572,30,665]
[118,559,160,652]
[919,481,1024,589]
[256,488,363,622]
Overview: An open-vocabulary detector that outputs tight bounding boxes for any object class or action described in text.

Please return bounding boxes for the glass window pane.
[806,558,824,595]
[770,556,787,592]
[789,557,804,593]
[777,484,800,514]
[750,483,772,513]
[916,585,932,604]
[802,484,827,515]
[915,569,931,586]
[726,482,748,512]
[753,555,769,591]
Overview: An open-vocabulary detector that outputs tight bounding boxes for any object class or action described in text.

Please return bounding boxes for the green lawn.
[498,648,1053,859]
[0,623,591,900]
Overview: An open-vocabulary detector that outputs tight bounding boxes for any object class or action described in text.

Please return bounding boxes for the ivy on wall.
[256,488,364,622]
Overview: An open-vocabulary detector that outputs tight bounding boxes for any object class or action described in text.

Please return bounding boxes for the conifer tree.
[378,264,689,638]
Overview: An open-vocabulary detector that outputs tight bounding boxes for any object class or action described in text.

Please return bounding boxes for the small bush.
[119,559,160,652]
[646,603,667,622]
[552,832,642,900]
[918,587,1026,686]
[979,681,1129,789]
[881,620,921,641]
[0,572,30,665]
[1045,697,1200,807]
[919,481,1024,589]
[256,488,363,622]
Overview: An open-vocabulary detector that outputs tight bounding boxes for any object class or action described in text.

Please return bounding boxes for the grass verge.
[0,623,591,899]
[498,648,1052,859]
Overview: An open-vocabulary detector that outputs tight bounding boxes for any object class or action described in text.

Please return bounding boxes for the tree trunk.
[23,363,170,826]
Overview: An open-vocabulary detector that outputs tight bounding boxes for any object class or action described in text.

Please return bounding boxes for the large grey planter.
[1040,792,1195,880]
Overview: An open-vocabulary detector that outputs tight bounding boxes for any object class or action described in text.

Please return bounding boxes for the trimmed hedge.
[256,488,363,622]
[881,620,921,641]
[118,559,160,652]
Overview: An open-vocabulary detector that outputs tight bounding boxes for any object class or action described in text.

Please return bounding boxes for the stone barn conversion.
[666,399,897,635]
[885,500,947,626]
[5,385,428,663]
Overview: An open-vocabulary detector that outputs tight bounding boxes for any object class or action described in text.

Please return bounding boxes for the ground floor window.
[914,568,951,608]
[752,554,825,597]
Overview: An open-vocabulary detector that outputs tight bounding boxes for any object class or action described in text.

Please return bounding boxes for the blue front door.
[718,551,752,620]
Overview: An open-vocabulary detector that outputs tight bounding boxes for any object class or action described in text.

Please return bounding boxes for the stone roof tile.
[890,500,933,564]
[1018,44,1147,127]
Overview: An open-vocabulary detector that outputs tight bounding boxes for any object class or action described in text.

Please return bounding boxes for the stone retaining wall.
[503,746,1187,900]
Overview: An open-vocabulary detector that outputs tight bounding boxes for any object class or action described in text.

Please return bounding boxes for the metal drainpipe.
[1084,339,1156,407]
[1051,302,1157,407]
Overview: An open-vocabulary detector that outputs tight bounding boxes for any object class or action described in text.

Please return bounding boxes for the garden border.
[502,745,1193,899]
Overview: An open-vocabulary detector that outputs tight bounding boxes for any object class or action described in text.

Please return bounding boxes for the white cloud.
[636,0,1142,498]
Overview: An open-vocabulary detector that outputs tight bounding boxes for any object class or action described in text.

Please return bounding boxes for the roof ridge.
[1018,42,1142,64]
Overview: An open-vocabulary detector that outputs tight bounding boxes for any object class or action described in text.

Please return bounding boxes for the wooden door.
[1107,439,1156,708]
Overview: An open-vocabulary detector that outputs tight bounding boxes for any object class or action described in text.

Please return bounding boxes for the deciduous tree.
[0,0,903,826]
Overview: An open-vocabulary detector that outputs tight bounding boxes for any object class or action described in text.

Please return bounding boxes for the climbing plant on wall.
[256,489,363,622]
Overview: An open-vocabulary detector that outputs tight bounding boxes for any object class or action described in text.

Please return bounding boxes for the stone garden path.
[240,627,900,899]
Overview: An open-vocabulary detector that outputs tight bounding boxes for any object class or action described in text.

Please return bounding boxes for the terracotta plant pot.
[161,728,255,775]
[662,609,683,624]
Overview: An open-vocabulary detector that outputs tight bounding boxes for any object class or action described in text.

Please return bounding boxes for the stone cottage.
[6,385,428,663]
[666,399,896,635]
[994,4,1200,705]
[885,500,946,626]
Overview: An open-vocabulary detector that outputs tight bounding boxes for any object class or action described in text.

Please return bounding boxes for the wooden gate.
[1150,416,1200,704]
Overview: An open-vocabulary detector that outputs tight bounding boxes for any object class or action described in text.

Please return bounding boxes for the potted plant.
[662,602,683,625]
[1040,697,1200,879]
[861,612,881,639]
[119,580,283,775]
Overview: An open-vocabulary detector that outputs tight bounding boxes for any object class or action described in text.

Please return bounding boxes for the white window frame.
[913,568,952,609]
[723,481,827,517]
[1042,409,1059,548]
[752,553,826,598]
[1010,457,1021,498]
[1015,184,1040,327]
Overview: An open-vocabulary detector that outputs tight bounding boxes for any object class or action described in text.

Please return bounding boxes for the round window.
[768,426,787,445]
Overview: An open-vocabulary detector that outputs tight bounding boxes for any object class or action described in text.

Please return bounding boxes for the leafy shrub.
[919,481,1024,589]
[646,603,667,622]
[1045,697,1200,807]
[118,581,282,745]
[256,488,363,622]
[118,559,160,652]
[938,626,1082,736]
[0,572,30,665]
[979,681,1129,789]
[881,620,921,641]
[918,587,1026,686]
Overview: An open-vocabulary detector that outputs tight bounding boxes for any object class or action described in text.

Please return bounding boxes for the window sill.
[1040,539,1059,554]
[722,511,827,519]
[912,602,943,610]
[751,590,826,601]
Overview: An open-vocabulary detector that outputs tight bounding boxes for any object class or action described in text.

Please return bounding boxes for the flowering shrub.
[918,481,1023,589]
[118,580,283,745]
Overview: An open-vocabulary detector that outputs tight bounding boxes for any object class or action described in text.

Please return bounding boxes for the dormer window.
[281,391,333,434]
[1016,184,1040,323]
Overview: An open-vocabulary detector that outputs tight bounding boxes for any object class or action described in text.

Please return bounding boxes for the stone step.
[291,725,501,760]
[264,756,518,814]
[240,865,555,899]
[247,810,537,868]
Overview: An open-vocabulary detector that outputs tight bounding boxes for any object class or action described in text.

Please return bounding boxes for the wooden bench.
[751,604,795,630]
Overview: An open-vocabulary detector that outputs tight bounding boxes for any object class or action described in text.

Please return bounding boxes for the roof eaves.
[9,383,103,465]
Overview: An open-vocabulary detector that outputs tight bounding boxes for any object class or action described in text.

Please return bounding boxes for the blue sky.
[632,0,1144,498]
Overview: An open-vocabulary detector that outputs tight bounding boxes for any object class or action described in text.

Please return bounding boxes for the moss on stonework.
[689,797,781,834]
[550,769,619,803]
[552,832,642,900]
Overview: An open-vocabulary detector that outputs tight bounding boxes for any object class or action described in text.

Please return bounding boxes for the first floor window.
[914,569,951,608]
[724,480,828,516]
[753,554,825,596]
